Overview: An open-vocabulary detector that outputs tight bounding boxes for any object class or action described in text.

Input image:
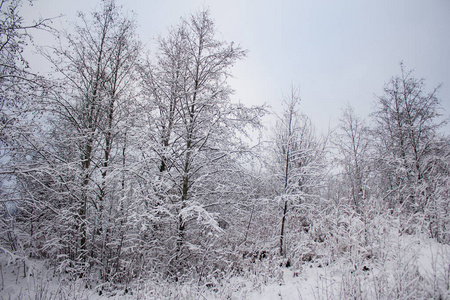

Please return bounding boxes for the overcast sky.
[22,0,450,133]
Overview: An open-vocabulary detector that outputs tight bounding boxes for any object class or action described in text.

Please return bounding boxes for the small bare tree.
[333,105,371,211]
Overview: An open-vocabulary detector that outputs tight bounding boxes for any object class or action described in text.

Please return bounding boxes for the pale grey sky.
[22,0,450,133]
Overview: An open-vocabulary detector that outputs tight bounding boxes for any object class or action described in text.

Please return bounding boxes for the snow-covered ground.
[1,234,449,299]
[239,236,449,300]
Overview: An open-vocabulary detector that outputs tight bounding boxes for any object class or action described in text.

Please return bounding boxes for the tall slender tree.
[41,0,140,277]
[334,105,371,211]
[272,88,326,257]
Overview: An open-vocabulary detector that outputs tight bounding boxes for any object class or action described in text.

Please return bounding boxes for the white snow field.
[1,233,449,299]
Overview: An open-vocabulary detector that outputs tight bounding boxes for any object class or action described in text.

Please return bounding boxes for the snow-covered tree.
[371,63,450,244]
[0,0,53,262]
[38,0,141,278]
[333,105,372,211]
[270,88,327,257]
[372,63,444,212]
[138,10,265,277]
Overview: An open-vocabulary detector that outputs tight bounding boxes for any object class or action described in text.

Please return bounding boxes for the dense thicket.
[1,0,449,290]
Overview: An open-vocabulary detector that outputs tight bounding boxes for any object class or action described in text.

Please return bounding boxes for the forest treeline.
[1,0,449,289]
